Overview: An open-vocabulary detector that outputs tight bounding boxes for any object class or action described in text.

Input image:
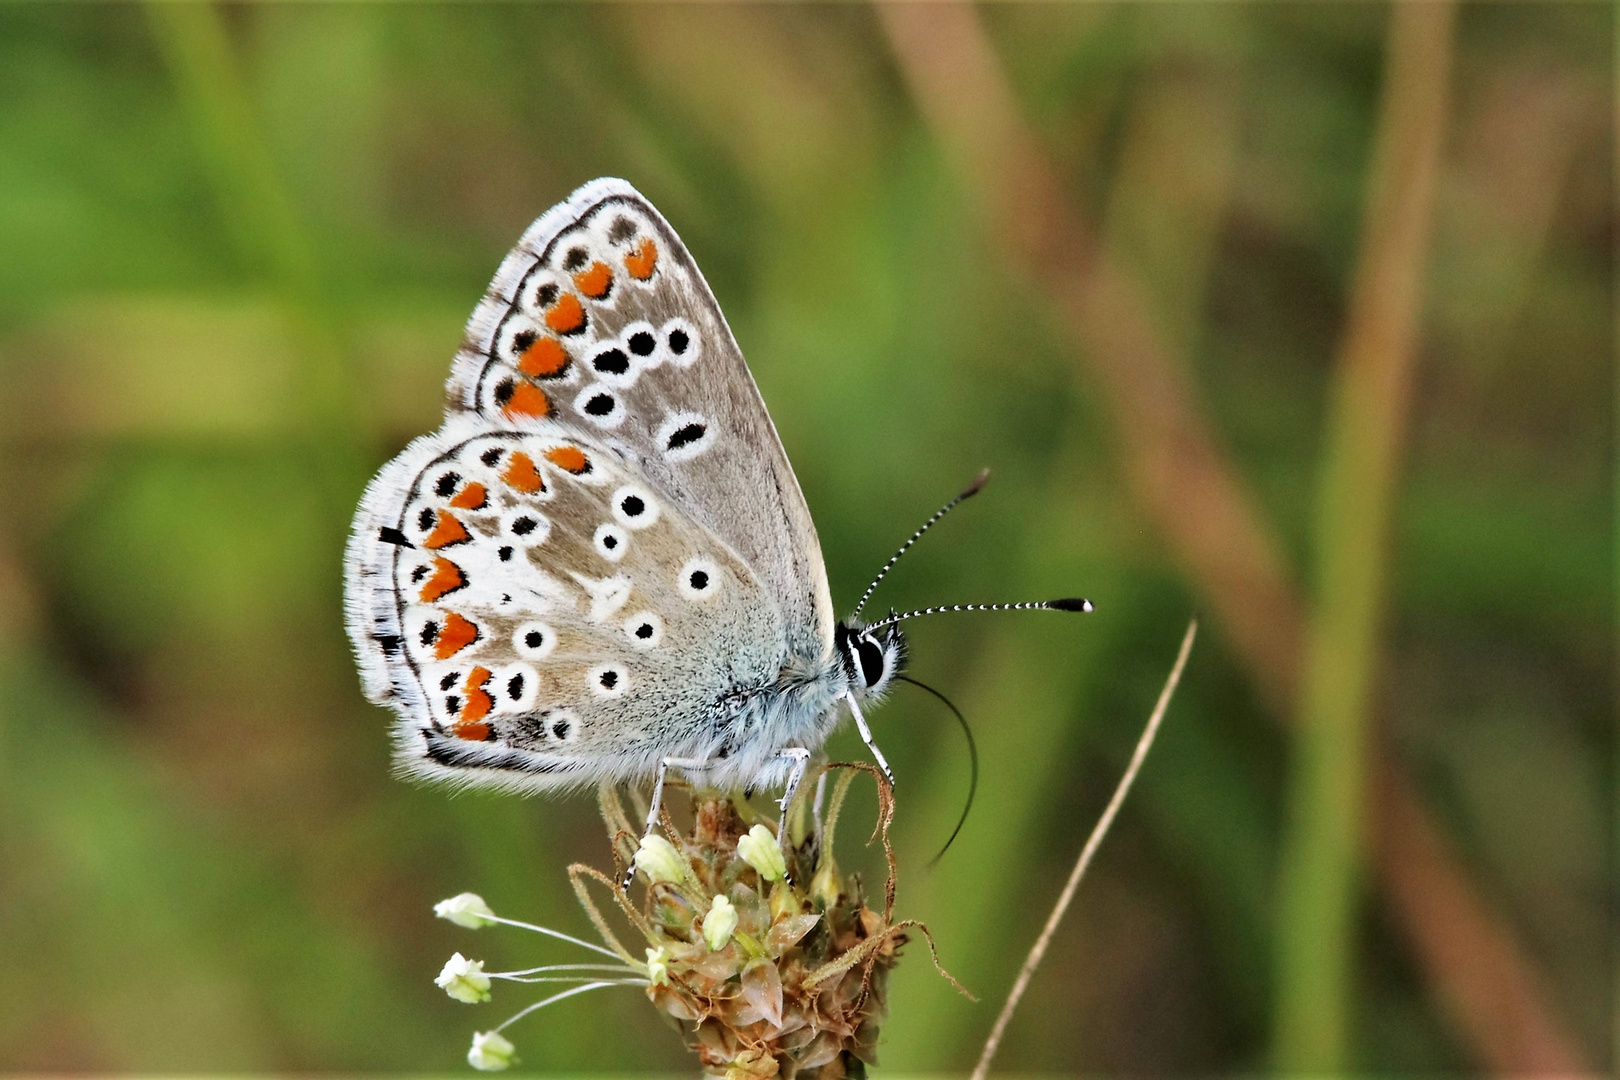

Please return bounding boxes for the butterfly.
[343,179,1090,857]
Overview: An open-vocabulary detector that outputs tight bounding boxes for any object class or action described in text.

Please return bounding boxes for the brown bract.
[574,765,966,1079]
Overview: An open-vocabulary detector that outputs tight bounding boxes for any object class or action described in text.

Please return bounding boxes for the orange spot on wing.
[458,666,494,727]
[503,381,552,419]
[517,337,570,379]
[419,557,465,603]
[434,612,479,659]
[573,261,613,299]
[543,445,590,474]
[449,482,487,510]
[502,451,546,493]
[625,238,657,280]
[544,293,586,334]
[423,510,470,549]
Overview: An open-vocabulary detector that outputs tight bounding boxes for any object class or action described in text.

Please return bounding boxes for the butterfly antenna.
[897,676,977,866]
[865,597,1094,634]
[852,468,991,619]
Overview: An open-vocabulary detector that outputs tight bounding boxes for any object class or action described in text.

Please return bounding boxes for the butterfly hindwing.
[346,417,789,793]
[445,179,834,665]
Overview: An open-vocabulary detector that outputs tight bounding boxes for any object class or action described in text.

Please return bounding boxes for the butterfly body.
[344,179,905,801]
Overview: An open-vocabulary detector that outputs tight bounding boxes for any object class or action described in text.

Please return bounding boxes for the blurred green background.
[0,3,1610,1075]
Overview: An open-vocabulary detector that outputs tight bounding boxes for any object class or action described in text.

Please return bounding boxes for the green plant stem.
[1271,3,1457,1072]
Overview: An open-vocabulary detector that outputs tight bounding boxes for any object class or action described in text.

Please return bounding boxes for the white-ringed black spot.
[628,330,655,356]
[511,516,539,536]
[440,672,459,692]
[480,447,504,467]
[420,620,439,645]
[498,546,514,562]
[417,507,435,531]
[510,328,537,355]
[610,485,659,529]
[514,621,557,660]
[623,610,664,649]
[677,557,722,600]
[591,348,629,375]
[573,384,626,429]
[507,673,525,699]
[609,216,636,243]
[563,246,588,271]
[410,565,430,583]
[588,663,628,698]
[621,495,645,517]
[551,717,570,740]
[594,523,630,563]
[657,410,714,461]
[493,379,516,407]
[668,327,690,355]
[535,283,559,308]
[667,423,705,451]
[435,472,460,498]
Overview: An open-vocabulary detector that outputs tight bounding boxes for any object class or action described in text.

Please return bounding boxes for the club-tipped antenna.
[852,468,991,619]
[865,597,1094,634]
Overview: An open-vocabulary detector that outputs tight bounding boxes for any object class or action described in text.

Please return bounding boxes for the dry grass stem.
[970,619,1197,1080]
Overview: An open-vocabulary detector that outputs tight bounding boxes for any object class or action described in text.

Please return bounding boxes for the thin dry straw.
[970,618,1197,1080]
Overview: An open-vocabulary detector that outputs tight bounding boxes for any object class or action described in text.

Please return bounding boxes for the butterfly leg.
[771,748,811,885]
[811,771,828,834]
[844,691,896,786]
[624,755,712,889]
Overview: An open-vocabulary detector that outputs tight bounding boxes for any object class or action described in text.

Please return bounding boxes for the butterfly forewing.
[446,179,834,663]
[347,179,844,792]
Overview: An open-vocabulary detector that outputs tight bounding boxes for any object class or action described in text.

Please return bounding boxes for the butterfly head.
[835,618,907,700]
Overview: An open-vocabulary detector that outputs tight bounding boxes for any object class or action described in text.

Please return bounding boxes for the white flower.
[434,892,497,929]
[736,823,787,882]
[467,1030,517,1071]
[634,835,687,884]
[436,952,492,1003]
[645,945,670,986]
[703,894,738,951]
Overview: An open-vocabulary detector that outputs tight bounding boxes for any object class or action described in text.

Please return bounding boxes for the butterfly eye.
[857,637,887,689]
[611,485,660,529]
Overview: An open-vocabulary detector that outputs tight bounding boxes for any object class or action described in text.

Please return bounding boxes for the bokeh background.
[0,2,1611,1075]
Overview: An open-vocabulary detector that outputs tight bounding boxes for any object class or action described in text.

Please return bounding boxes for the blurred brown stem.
[1274,3,1456,1070]
[875,2,1589,1074]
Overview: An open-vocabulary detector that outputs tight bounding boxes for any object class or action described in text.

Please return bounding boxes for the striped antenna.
[864,597,1094,634]
[852,468,991,619]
